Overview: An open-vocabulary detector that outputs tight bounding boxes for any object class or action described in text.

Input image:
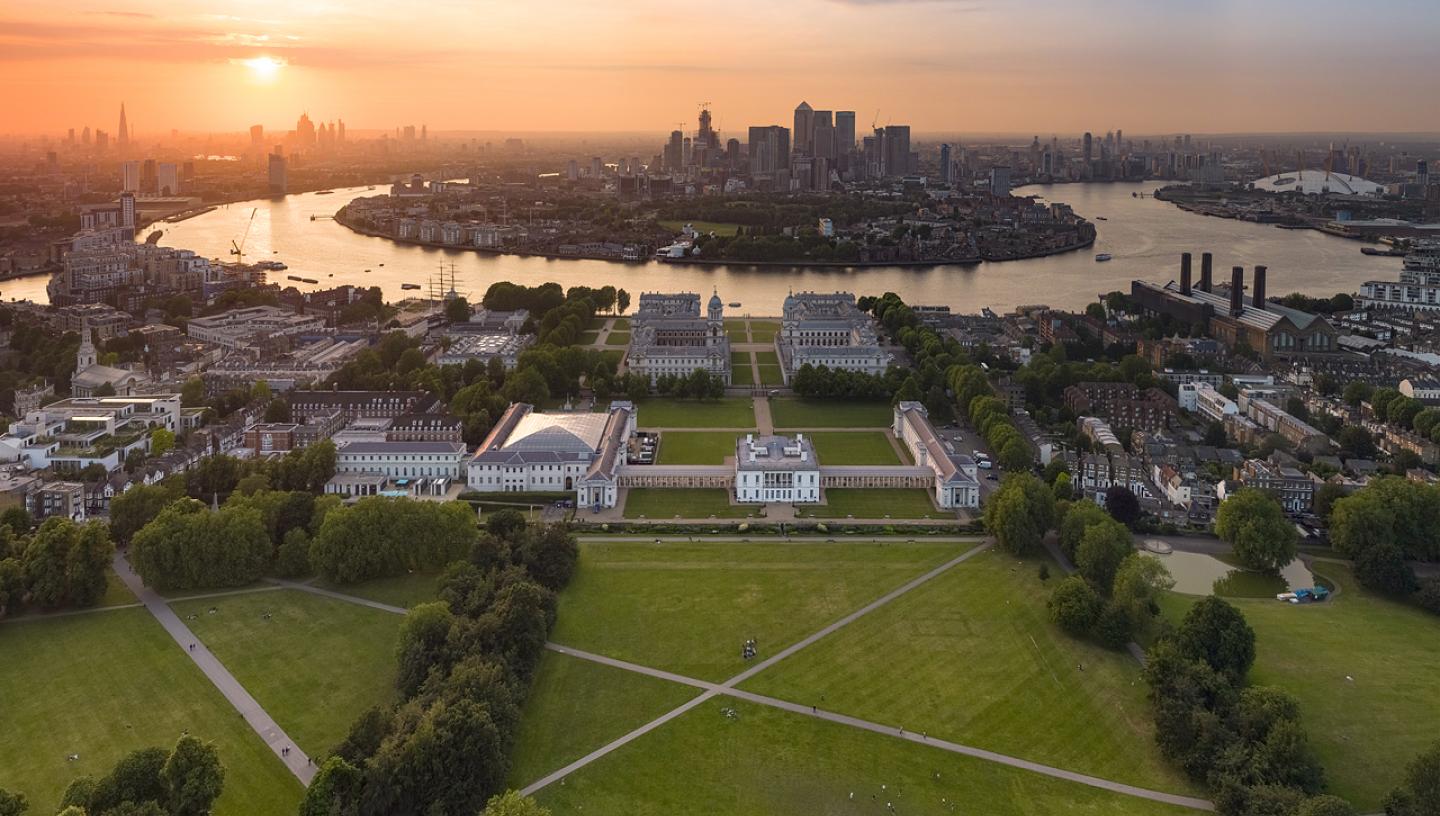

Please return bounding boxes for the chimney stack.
[1229,266,1244,315]
[1252,265,1267,310]
[1180,253,1192,295]
[1200,252,1213,292]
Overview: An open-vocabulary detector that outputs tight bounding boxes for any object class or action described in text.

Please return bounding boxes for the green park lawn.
[800,489,941,519]
[729,350,752,365]
[535,696,1200,816]
[506,650,700,789]
[744,548,1194,795]
[1160,563,1440,809]
[656,431,739,465]
[731,365,754,386]
[171,590,403,758]
[314,569,443,609]
[621,488,755,520]
[99,568,137,607]
[636,398,756,428]
[613,318,630,330]
[805,431,901,465]
[757,364,785,385]
[579,330,601,345]
[658,220,743,237]
[755,350,779,365]
[550,539,970,681]
[606,331,631,346]
[0,609,302,816]
[751,329,776,343]
[771,398,892,429]
[724,321,750,341]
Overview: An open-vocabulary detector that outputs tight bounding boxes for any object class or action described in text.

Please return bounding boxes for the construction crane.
[229,207,257,262]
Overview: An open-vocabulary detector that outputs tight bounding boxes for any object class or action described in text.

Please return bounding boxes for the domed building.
[1250,170,1383,196]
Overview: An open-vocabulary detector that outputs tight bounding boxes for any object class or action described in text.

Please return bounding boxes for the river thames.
[2,181,1402,312]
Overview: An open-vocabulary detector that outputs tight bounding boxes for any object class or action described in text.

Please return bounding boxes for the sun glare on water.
[241,56,285,82]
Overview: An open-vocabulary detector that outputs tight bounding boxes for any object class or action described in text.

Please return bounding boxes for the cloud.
[88,10,155,18]
[826,0,981,6]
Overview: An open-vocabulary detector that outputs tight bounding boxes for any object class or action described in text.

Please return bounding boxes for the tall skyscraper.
[268,152,288,194]
[250,124,264,149]
[835,111,856,155]
[337,119,346,143]
[157,163,179,195]
[117,103,129,150]
[697,107,718,150]
[664,130,683,171]
[881,125,910,178]
[793,102,815,155]
[1083,131,1094,164]
[297,113,317,149]
[747,126,791,175]
[814,123,836,160]
[121,161,140,193]
[940,143,952,183]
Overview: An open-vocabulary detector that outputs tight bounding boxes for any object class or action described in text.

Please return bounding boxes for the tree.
[1417,575,1440,616]
[1059,501,1110,561]
[445,296,472,323]
[1382,738,1440,816]
[1053,471,1073,501]
[998,436,1032,471]
[1104,485,1140,526]
[616,288,631,315]
[516,524,578,592]
[21,518,114,608]
[1313,483,1346,524]
[0,507,30,537]
[1342,381,1372,408]
[1048,575,1101,636]
[1293,795,1356,816]
[180,377,205,408]
[311,498,478,584]
[502,367,550,406]
[162,735,224,816]
[1215,488,1298,572]
[300,757,362,816]
[264,398,291,423]
[1336,426,1375,458]
[109,484,182,546]
[276,528,313,578]
[86,746,168,813]
[482,791,551,816]
[130,501,272,591]
[395,602,457,698]
[1176,595,1256,680]
[0,788,27,816]
[1353,541,1417,596]
[0,559,25,618]
[150,427,176,457]
[1111,554,1174,639]
[484,508,528,543]
[982,473,1056,556]
[1076,517,1134,591]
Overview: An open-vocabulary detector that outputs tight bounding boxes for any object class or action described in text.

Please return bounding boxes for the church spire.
[76,319,97,371]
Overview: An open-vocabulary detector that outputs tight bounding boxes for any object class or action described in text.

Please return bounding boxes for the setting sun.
[240,55,285,83]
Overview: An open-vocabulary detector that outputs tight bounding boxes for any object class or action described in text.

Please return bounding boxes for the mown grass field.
[730,350,752,366]
[800,488,940,519]
[656,431,739,465]
[1160,563,1440,809]
[606,331,631,346]
[755,350,779,365]
[731,365,754,386]
[757,364,785,385]
[771,398,892,429]
[743,548,1194,795]
[0,609,302,816]
[315,570,442,609]
[550,539,970,681]
[535,696,1200,816]
[172,590,403,758]
[806,431,902,465]
[621,488,756,520]
[506,649,699,789]
[636,398,756,428]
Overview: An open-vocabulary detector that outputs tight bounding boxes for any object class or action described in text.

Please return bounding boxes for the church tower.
[707,289,724,345]
[76,320,97,371]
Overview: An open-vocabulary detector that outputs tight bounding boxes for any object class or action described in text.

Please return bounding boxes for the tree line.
[0,734,223,816]
[0,517,113,619]
[1327,476,1440,617]
[300,510,578,816]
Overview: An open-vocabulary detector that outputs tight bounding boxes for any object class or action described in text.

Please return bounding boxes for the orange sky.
[4,0,1439,137]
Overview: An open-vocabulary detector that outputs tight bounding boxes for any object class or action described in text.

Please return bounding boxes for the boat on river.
[1094,253,1113,262]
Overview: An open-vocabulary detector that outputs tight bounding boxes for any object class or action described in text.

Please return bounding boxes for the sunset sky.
[5,0,1439,137]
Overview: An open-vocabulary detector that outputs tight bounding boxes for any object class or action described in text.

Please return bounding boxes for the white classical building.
[334,440,467,481]
[734,434,821,503]
[777,291,891,381]
[893,401,979,509]
[467,402,635,501]
[626,291,731,385]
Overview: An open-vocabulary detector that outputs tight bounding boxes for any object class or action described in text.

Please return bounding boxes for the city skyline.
[5,0,1440,136]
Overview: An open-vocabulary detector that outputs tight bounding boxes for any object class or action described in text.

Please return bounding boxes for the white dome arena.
[1251,170,1384,196]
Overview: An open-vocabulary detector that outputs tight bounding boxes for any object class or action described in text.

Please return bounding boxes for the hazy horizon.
[5,0,1440,136]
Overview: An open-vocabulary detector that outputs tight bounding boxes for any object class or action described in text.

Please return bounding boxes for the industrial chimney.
[1200,252,1213,292]
[1229,266,1244,315]
[1252,265,1267,311]
[1180,253,1192,295]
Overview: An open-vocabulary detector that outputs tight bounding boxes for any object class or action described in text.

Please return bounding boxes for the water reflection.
[1144,549,1316,597]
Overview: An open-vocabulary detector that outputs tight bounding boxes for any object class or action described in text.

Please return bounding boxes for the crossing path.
[113,553,316,785]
